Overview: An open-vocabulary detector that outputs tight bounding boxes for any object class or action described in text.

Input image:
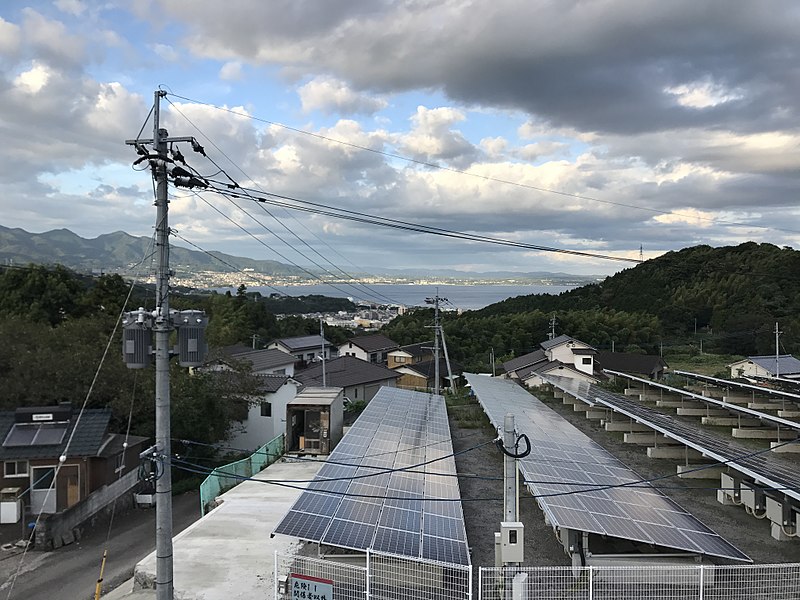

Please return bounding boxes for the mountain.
[0,225,307,276]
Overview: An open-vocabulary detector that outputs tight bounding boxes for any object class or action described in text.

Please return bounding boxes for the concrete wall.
[35,468,140,550]
[227,381,300,452]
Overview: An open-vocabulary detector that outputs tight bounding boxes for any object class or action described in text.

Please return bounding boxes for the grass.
[664,352,743,376]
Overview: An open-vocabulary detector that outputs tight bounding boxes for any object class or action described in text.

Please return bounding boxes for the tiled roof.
[341,334,399,353]
[0,408,111,460]
[256,374,292,393]
[744,355,800,376]
[539,334,576,350]
[270,335,331,352]
[295,356,400,388]
[403,358,463,379]
[596,351,668,376]
[97,433,149,459]
[230,348,296,371]
[390,341,433,359]
[503,350,546,373]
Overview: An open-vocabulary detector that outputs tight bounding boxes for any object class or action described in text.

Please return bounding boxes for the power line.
[164,91,800,238]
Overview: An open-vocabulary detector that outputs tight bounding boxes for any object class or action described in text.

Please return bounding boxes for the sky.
[1,1,799,277]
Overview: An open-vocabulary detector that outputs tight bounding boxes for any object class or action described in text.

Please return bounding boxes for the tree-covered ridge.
[383,242,800,370]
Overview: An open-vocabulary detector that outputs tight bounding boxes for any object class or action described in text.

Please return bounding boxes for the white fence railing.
[478,564,800,600]
[274,554,800,600]
[274,550,472,600]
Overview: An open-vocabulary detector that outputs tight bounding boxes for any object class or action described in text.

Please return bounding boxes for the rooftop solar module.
[545,376,800,506]
[273,387,470,565]
[465,373,750,563]
[603,369,800,432]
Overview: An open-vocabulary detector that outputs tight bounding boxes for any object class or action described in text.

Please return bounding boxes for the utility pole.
[425,292,446,396]
[123,90,207,600]
[320,317,326,387]
[490,347,496,377]
[775,322,782,378]
[503,414,518,522]
[548,314,557,340]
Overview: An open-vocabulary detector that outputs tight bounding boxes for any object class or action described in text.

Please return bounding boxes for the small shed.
[286,387,344,455]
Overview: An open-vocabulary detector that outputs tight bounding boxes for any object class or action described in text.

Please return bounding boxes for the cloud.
[219,61,244,81]
[54,0,87,17]
[21,8,86,70]
[298,76,387,115]
[395,106,480,168]
[151,43,179,62]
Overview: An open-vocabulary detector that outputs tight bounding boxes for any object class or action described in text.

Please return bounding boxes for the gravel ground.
[450,387,800,569]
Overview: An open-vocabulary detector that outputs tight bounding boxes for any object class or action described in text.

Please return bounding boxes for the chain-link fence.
[478,563,800,600]
[199,433,284,515]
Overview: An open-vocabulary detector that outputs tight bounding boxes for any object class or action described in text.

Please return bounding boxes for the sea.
[233,283,578,311]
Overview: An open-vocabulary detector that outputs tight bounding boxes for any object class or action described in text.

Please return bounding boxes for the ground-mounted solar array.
[545,375,800,506]
[674,370,800,402]
[464,373,750,562]
[273,387,470,565]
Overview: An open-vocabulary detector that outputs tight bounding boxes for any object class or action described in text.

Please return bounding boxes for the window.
[354,389,358,398]
[261,402,272,417]
[395,356,406,363]
[4,460,28,478]
[582,357,592,365]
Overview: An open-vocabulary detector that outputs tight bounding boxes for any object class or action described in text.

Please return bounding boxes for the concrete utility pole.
[503,413,518,522]
[775,322,782,378]
[320,317,326,387]
[425,292,446,396]
[125,90,204,600]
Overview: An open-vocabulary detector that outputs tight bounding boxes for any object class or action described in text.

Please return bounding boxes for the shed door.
[31,467,56,514]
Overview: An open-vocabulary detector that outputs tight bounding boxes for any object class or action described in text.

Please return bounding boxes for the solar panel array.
[465,373,750,562]
[548,376,800,505]
[674,370,800,402]
[273,387,470,565]
[604,369,800,431]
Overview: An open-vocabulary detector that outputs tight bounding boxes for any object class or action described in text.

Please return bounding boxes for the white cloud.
[21,8,85,69]
[665,80,744,109]
[54,0,87,17]
[298,76,387,115]
[151,43,179,62]
[14,62,51,94]
[219,61,243,81]
[0,17,21,56]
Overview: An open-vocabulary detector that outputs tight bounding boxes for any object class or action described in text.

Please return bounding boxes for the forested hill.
[382,242,800,368]
[475,243,800,332]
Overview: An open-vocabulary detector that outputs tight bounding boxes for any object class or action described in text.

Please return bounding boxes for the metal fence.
[199,433,284,515]
[274,550,472,600]
[478,564,800,600]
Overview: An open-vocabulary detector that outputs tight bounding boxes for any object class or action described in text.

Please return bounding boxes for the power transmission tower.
[123,90,208,600]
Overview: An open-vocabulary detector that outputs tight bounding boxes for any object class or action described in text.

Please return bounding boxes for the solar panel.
[465,373,750,562]
[564,377,800,505]
[674,370,800,402]
[3,423,68,447]
[273,387,471,565]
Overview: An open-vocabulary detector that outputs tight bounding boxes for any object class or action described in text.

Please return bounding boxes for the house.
[0,404,147,516]
[394,358,463,391]
[220,347,297,376]
[596,351,668,379]
[387,341,433,369]
[267,335,335,368]
[728,355,800,380]
[338,334,399,365]
[226,374,301,452]
[503,335,599,388]
[294,355,400,404]
[285,387,344,454]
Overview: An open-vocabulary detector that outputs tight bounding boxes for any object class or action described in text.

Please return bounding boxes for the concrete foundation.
[678,464,724,479]
[748,402,783,411]
[647,446,703,459]
[771,441,800,453]
[732,428,783,440]
[623,432,671,445]
[721,396,751,405]
[604,421,652,432]
[702,416,760,427]
[676,408,729,417]
[778,410,800,418]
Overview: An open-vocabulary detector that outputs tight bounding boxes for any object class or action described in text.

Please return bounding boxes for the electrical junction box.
[500,521,524,563]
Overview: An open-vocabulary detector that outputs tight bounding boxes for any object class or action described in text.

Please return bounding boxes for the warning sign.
[289,573,333,600]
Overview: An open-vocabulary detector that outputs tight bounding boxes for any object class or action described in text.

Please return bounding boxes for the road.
[0,491,200,600]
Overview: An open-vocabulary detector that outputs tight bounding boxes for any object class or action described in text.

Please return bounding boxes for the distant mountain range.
[0,225,598,283]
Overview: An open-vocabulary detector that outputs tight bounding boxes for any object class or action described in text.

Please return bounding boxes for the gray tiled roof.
[341,334,399,353]
[539,334,576,350]
[403,358,463,379]
[0,408,111,460]
[256,374,292,393]
[230,348,296,372]
[746,355,800,376]
[270,335,331,352]
[390,341,433,359]
[503,349,546,373]
[295,356,400,388]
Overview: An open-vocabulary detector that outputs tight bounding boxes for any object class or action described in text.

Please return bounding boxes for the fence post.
[699,565,704,600]
[478,567,482,600]
[274,550,279,600]
[469,564,473,600]
[588,566,593,600]
[365,548,370,600]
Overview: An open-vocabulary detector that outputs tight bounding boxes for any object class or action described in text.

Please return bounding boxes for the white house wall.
[227,382,300,452]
